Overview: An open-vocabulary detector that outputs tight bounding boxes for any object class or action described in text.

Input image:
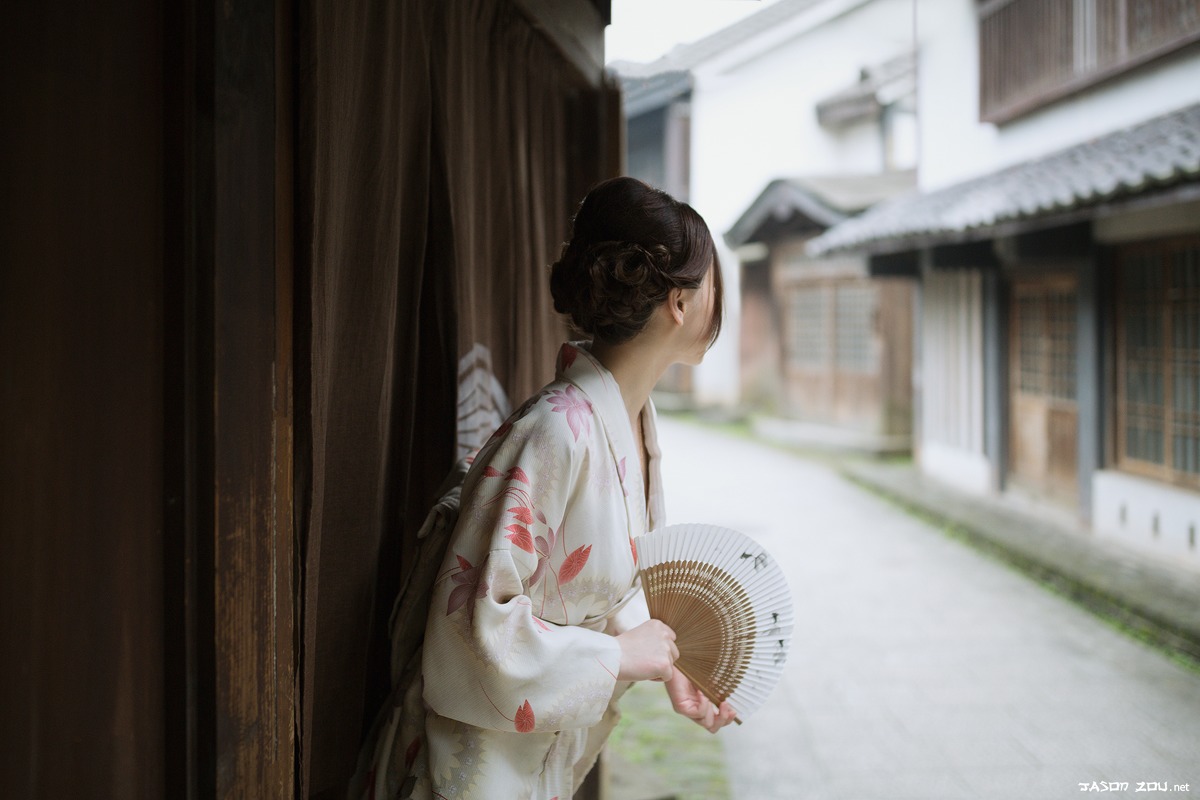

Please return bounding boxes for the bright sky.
[605,0,782,64]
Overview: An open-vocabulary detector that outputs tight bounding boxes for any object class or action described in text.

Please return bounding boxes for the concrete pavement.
[653,416,1200,800]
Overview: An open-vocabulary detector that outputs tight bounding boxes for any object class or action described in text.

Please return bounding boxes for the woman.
[387,177,736,800]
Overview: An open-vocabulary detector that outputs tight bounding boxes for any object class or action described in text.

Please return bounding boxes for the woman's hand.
[614,619,678,682]
[664,667,738,733]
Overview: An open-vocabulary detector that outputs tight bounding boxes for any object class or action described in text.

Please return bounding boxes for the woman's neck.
[588,340,669,424]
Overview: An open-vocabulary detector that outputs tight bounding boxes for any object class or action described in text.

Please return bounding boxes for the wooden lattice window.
[835,284,878,373]
[1117,238,1200,488]
[1016,290,1077,401]
[979,0,1200,123]
[786,286,828,368]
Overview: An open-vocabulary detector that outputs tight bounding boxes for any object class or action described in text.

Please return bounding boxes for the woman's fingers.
[663,669,739,733]
[614,619,680,682]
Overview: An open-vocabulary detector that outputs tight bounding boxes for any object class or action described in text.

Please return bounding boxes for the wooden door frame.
[1007,272,1080,500]
[164,0,298,795]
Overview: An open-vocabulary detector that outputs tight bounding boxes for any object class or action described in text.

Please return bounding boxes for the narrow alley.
[657,416,1200,800]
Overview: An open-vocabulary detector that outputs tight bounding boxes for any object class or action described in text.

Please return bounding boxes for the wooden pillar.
[1076,252,1104,524]
[982,265,1009,493]
[167,0,297,794]
[208,0,297,795]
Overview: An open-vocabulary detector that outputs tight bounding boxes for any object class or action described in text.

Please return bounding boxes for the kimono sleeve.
[421,397,623,734]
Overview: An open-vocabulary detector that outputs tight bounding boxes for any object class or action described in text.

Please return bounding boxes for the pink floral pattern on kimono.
[370,342,665,800]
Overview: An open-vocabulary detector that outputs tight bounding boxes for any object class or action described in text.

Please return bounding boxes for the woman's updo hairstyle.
[550,177,723,347]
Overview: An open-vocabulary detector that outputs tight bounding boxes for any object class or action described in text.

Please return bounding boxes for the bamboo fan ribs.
[637,524,795,722]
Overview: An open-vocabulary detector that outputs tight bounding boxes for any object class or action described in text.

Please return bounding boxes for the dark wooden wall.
[1,2,168,797]
[1,2,610,798]
[2,0,297,797]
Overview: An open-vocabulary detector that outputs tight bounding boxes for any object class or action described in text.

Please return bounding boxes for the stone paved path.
[655,417,1200,800]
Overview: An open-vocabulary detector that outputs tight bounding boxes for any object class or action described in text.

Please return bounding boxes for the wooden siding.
[771,243,913,435]
[980,0,1200,123]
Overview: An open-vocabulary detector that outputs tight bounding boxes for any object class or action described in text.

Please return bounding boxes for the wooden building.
[727,174,917,449]
[810,0,1200,560]
[0,1,618,798]
[612,0,920,409]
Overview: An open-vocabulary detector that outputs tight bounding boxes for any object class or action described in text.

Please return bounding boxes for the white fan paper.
[637,523,795,722]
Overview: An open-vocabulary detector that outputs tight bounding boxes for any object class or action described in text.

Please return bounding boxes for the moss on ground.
[607,681,732,800]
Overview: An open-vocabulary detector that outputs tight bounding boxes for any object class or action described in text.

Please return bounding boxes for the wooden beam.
[1009,221,1093,261]
[513,0,605,88]
[930,239,1000,269]
[868,250,919,277]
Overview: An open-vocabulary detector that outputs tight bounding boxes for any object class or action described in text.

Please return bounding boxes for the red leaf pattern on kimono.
[447,556,488,616]
[403,737,422,771]
[506,466,530,484]
[507,506,534,524]
[529,526,554,589]
[529,557,546,588]
[515,700,535,733]
[535,509,547,524]
[546,385,592,442]
[483,465,504,478]
[504,524,534,553]
[559,545,591,584]
[532,616,550,632]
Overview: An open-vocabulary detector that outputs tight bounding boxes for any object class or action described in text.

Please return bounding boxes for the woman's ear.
[668,287,687,326]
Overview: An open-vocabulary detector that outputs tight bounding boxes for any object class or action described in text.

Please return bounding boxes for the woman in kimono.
[387,176,736,799]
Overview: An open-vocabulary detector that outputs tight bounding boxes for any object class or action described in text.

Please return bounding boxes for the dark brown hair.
[550,177,723,347]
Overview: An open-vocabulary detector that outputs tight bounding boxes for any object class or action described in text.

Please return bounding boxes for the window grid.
[1172,246,1200,477]
[787,286,828,369]
[835,284,877,373]
[1016,288,1076,402]
[1118,239,1200,486]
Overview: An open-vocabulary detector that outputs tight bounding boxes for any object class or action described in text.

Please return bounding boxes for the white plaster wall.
[920,268,984,450]
[922,440,993,495]
[684,0,918,404]
[916,267,990,492]
[1093,471,1200,561]
[917,0,1200,192]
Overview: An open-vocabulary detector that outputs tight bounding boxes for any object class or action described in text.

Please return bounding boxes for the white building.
[612,0,918,406]
[811,0,1200,560]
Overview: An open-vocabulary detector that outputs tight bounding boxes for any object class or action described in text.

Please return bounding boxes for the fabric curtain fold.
[299,1,613,795]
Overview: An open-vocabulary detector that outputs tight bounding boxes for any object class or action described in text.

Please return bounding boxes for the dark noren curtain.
[298,1,615,795]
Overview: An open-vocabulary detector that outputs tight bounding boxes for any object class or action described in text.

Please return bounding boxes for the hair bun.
[550,240,675,344]
[586,241,671,291]
[548,175,722,347]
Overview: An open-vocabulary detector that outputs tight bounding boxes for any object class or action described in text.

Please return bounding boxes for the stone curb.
[839,460,1200,668]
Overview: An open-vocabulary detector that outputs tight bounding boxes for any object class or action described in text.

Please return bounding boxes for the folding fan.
[637,523,795,722]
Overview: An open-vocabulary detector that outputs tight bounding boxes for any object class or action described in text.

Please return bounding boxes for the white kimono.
[379,342,662,800]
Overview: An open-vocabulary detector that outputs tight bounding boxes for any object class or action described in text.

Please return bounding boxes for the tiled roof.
[808,103,1200,255]
[617,69,692,118]
[725,171,917,248]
